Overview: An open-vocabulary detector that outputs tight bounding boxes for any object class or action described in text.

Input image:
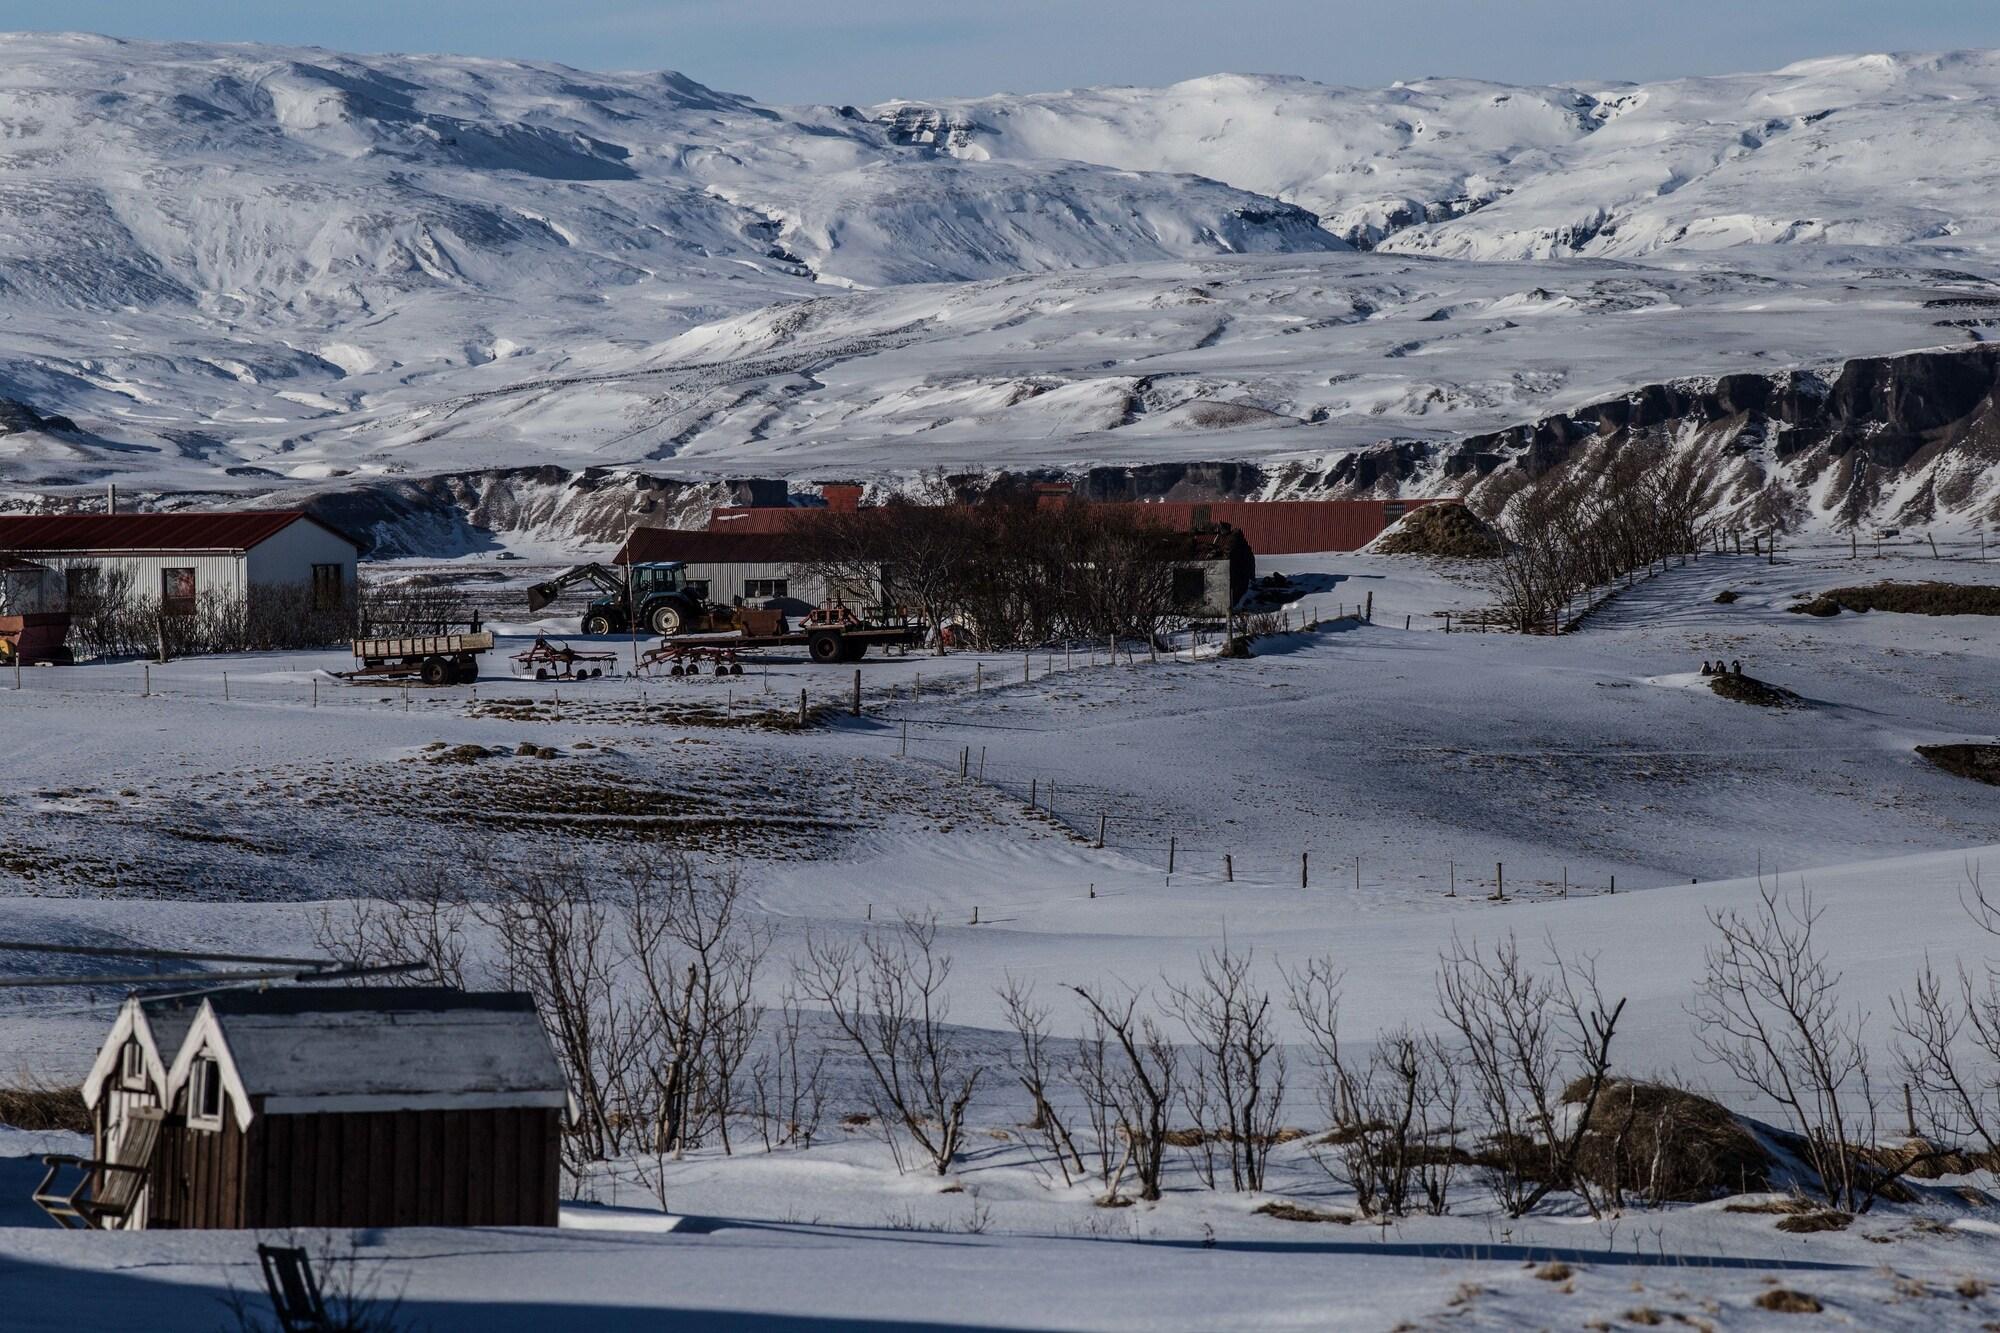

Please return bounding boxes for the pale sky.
[19,1,2000,104]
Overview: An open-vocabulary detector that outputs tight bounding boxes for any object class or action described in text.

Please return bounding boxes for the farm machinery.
[527,560,714,636]
[511,636,619,681]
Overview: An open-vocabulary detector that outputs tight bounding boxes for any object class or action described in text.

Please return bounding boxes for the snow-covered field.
[5,549,2000,1328]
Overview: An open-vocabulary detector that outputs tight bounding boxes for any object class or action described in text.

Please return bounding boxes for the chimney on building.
[106,482,117,515]
[820,482,863,513]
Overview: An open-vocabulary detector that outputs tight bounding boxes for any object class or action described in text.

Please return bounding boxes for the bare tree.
[794,915,980,1175]
[476,849,631,1174]
[1692,882,1913,1212]
[999,975,1086,1185]
[1164,946,1285,1192]
[749,983,828,1152]
[313,862,472,990]
[1893,864,2000,1157]
[1070,983,1179,1202]
[1437,934,1624,1217]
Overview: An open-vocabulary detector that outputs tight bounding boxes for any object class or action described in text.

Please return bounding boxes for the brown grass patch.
[1534,1261,1575,1282]
[1811,581,2000,617]
[1917,744,2000,788]
[1624,1307,1664,1325]
[1753,1288,1823,1314]
[1254,1201,1356,1225]
[1707,673,1805,710]
[0,1082,90,1133]
[1775,1210,1852,1234]
[1372,503,1503,558]
[1724,1196,1815,1215]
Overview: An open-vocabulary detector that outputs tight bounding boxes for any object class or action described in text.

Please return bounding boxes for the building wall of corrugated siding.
[705,499,1446,555]
[47,553,248,603]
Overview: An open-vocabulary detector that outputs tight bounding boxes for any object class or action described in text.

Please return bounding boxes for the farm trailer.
[340,631,495,685]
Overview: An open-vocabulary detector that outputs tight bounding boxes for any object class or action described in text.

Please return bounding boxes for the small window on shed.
[311,563,344,611]
[161,567,197,617]
[1172,567,1209,607]
[744,578,788,600]
[189,1055,224,1129]
[119,1038,145,1089]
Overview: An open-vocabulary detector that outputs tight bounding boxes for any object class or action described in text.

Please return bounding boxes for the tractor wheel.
[535,668,549,681]
[582,614,613,636]
[729,663,744,676]
[840,639,868,663]
[649,601,686,636]
[807,630,843,664]
[454,656,478,684]
[420,656,450,687]
[670,664,685,677]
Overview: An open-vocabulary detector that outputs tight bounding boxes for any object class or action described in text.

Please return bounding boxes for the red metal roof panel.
[0,511,326,553]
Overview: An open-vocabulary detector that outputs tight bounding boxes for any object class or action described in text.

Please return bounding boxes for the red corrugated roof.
[613,528,817,566]
[0,511,341,553]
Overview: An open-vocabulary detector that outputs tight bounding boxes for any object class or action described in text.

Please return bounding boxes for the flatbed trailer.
[660,616,925,664]
[338,630,494,685]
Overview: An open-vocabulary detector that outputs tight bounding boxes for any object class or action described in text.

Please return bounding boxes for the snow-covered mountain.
[879,51,2000,260]
[5,33,2000,545]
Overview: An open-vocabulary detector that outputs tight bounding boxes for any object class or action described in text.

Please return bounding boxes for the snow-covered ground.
[5,549,2000,1327]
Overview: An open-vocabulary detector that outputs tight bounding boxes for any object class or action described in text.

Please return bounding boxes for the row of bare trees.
[789,487,1197,650]
[1488,447,1718,633]
[321,845,2000,1220]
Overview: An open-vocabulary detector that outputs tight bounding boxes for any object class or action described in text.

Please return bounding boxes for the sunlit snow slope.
[2,34,2000,540]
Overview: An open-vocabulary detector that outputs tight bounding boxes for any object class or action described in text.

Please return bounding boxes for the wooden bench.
[32,1106,163,1230]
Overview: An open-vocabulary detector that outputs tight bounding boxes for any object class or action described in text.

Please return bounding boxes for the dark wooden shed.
[132,988,567,1230]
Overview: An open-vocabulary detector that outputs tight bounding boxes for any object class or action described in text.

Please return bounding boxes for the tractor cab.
[570,561,699,636]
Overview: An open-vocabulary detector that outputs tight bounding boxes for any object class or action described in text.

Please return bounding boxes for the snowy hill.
[879,51,2000,260]
[4,35,2000,544]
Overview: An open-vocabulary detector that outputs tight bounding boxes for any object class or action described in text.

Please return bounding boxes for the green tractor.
[527,561,705,636]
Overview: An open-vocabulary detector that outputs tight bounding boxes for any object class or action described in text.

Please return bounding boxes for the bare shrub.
[619,861,767,1205]
[1692,883,1912,1212]
[0,1078,90,1133]
[794,914,980,1175]
[749,983,828,1152]
[999,975,1086,1185]
[477,848,631,1175]
[313,857,473,989]
[1070,983,1179,1202]
[1893,864,2000,1158]
[1437,934,1624,1217]
[1163,946,1285,1192]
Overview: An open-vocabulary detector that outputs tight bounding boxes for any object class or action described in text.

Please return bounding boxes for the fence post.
[1355,855,1361,893]
[1444,613,1452,635]
[1608,874,1615,895]
[1024,653,1030,684]
[978,747,986,780]
[975,662,982,694]
[798,688,807,726]
[1224,853,1232,883]
[1096,813,1106,848]
[960,745,968,777]
[852,668,861,717]
[1494,862,1504,901]
[1029,777,1036,809]
[1300,851,1309,889]
[1168,836,1176,874]
[900,718,907,757]
[143,664,150,697]
[312,677,317,708]
[1448,859,1455,897]
[1365,591,1373,623]
[222,671,228,701]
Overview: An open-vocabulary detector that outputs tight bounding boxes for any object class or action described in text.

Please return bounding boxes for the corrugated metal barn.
[76,988,568,1230]
[611,528,887,615]
[0,511,360,612]
[705,496,1442,555]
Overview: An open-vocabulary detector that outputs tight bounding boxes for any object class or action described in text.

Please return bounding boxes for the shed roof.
[166,988,568,1125]
[0,511,357,554]
[81,993,205,1108]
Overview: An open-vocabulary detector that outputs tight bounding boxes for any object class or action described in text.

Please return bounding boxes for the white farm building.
[0,511,361,613]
